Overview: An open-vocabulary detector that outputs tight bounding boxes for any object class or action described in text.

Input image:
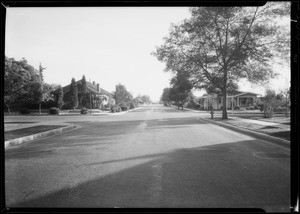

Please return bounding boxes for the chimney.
[97,83,100,92]
[93,81,95,85]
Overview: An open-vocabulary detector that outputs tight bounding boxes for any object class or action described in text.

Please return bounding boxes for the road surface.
[5,105,290,211]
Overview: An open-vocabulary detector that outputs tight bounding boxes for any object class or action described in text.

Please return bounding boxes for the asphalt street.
[5,105,290,211]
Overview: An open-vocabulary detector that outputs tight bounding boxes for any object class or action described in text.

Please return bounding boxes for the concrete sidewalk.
[179,106,290,148]
[4,107,143,149]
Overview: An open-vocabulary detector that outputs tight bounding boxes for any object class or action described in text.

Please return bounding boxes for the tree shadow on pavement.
[5,117,208,160]
[9,140,290,212]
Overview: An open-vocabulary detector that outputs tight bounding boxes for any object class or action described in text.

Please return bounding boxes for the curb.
[109,111,127,115]
[109,107,142,115]
[5,124,77,149]
[199,117,290,149]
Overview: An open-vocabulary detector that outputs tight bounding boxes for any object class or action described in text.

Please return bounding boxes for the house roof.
[99,87,114,98]
[198,91,261,99]
[230,91,262,97]
[52,79,113,97]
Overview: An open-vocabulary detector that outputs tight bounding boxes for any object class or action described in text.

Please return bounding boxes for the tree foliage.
[69,78,79,109]
[4,56,44,113]
[81,75,88,107]
[169,71,193,109]
[141,95,151,104]
[57,85,64,109]
[113,83,133,107]
[161,87,171,105]
[152,3,290,119]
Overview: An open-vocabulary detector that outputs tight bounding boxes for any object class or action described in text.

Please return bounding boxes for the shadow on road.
[5,117,208,160]
[9,140,290,211]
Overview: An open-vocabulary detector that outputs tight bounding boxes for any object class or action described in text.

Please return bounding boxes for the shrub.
[129,103,135,109]
[262,105,274,118]
[80,108,88,114]
[19,108,31,114]
[234,106,240,110]
[110,105,121,113]
[120,106,128,111]
[49,107,61,115]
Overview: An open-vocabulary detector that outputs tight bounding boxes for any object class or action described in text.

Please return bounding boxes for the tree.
[4,56,44,113]
[169,71,193,109]
[113,83,133,107]
[141,95,151,104]
[80,75,87,107]
[161,87,171,106]
[42,83,59,102]
[4,57,22,114]
[38,63,45,82]
[37,63,46,114]
[261,89,280,118]
[69,78,78,110]
[152,3,290,119]
[57,85,64,109]
[280,87,290,117]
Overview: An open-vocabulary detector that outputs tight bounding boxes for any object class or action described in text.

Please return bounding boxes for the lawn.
[210,116,290,141]
[5,125,65,141]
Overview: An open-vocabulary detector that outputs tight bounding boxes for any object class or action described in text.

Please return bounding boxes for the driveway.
[5,105,290,211]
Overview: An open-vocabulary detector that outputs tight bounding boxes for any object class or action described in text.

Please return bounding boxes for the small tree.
[69,78,78,110]
[262,89,277,118]
[57,86,64,109]
[81,75,87,107]
[113,83,133,106]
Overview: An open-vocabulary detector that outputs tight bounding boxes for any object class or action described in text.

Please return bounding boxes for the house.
[52,79,113,109]
[198,91,262,110]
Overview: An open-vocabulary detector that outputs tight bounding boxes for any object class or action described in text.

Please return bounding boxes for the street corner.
[198,117,290,149]
[5,124,77,149]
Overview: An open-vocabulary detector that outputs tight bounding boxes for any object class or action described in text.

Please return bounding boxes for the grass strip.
[5,125,65,141]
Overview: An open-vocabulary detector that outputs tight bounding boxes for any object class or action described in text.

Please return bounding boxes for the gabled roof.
[198,91,261,99]
[51,79,113,97]
[99,87,113,98]
[230,91,262,97]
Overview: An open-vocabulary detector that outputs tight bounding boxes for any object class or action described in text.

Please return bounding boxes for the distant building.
[198,91,262,110]
[52,79,113,109]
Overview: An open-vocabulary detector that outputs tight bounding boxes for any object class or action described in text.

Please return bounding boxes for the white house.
[198,91,262,110]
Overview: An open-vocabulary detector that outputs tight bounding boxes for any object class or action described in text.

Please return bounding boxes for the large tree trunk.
[222,69,228,120]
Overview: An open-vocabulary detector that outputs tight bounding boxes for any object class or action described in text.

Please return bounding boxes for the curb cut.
[5,124,77,149]
[199,117,290,149]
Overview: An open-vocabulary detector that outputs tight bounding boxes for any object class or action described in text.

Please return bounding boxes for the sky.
[6,7,290,101]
